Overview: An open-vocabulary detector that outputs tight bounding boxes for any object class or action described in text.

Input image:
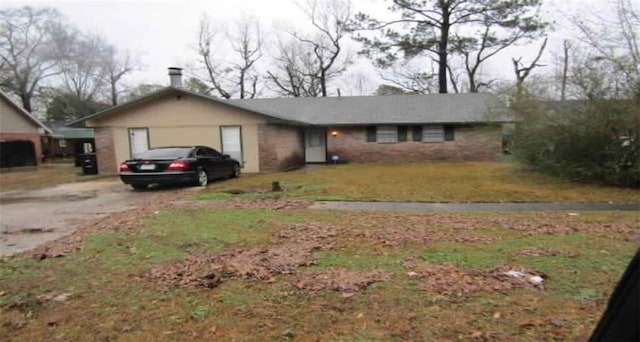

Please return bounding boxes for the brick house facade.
[326,125,502,163]
[93,127,118,174]
[257,124,305,172]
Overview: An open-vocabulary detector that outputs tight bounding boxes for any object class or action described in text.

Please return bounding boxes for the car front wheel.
[196,168,208,187]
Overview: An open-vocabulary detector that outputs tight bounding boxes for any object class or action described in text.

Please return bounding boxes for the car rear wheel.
[131,184,147,190]
[196,168,208,187]
[231,164,241,178]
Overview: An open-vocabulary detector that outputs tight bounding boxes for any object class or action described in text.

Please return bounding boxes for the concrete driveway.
[0,180,198,256]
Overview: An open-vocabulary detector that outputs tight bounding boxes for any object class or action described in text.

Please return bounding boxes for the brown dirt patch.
[291,269,392,292]
[173,198,312,210]
[402,257,546,295]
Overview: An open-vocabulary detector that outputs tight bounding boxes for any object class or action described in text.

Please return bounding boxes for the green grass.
[203,162,639,203]
[0,164,115,192]
[1,208,638,341]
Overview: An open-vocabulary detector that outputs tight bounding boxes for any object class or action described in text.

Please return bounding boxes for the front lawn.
[203,162,639,203]
[1,203,638,341]
[0,164,112,192]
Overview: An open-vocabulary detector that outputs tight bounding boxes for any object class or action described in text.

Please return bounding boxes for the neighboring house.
[69,68,512,174]
[0,90,52,167]
[44,121,95,164]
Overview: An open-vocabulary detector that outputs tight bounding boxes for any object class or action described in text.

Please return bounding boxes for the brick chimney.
[168,67,183,87]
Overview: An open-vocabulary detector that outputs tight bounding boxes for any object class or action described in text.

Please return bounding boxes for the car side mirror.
[222,154,231,159]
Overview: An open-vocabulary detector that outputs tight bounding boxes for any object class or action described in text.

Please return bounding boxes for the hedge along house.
[0,90,53,167]
[69,68,511,174]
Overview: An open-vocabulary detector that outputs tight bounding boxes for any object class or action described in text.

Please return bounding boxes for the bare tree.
[196,15,262,99]
[559,40,571,101]
[337,70,374,95]
[266,38,322,97]
[0,6,61,112]
[512,38,547,97]
[268,0,352,97]
[379,62,438,94]
[572,0,639,99]
[450,13,544,93]
[353,0,547,94]
[102,46,138,106]
[229,19,262,99]
[296,0,352,96]
[54,31,109,105]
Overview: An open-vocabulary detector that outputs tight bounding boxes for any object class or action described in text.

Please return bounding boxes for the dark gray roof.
[68,86,512,128]
[226,93,511,125]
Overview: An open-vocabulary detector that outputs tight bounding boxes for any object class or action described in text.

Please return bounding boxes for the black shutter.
[397,126,407,142]
[366,126,377,142]
[412,126,423,141]
[444,125,455,141]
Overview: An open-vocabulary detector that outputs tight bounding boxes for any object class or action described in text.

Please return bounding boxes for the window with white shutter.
[376,126,398,143]
[422,125,444,142]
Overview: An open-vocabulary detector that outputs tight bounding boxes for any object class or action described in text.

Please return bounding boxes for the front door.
[128,128,149,158]
[305,128,326,163]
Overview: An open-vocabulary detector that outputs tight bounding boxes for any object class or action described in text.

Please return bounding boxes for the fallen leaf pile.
[149,223,339,288]
[360,226,498,247]
[273,222,343,246]
[402,257,546,294]
[490,213,639,239]
[291,269,392,292]
[342,212,483,231]
[147,252,224,289]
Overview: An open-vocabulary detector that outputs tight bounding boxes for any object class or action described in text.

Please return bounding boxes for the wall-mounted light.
[331,130,338,136]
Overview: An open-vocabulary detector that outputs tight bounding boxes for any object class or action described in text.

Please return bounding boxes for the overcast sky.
[3,0,611,95]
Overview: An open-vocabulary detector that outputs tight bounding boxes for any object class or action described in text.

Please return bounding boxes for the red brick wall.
[94,127,117,174]
[258,124,305,172]
[0,133,43,165]
[326,125,503,163]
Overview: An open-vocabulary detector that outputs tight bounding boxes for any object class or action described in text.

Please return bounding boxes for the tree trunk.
[560,40,570,101]
[20,94,32,113]
[438,2,450,94]
[320,69,327,97]
[111,81,118,106]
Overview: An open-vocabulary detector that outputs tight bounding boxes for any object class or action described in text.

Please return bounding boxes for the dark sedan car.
[119,146,241,190]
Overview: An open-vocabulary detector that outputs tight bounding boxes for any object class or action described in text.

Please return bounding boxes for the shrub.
[512,97,639,188]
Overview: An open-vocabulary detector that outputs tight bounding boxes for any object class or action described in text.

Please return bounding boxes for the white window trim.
[376,125,398,143]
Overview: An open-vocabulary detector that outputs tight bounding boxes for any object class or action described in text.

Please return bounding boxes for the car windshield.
[135,148,192,159]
